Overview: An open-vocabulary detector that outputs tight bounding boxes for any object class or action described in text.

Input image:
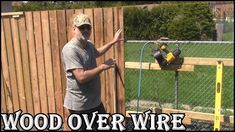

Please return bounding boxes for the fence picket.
[33,11,48,114]
[3,17,19,112]
[18,15,34,115]
[93,8,106,107]
[1,21,12,112]
[41,11,56,113]
[49,10,63,116]
[103,8,115,113]
[57,10,70,131]
[25,12,41,114]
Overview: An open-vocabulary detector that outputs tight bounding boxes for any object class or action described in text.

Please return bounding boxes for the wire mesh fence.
[124,40,234,130]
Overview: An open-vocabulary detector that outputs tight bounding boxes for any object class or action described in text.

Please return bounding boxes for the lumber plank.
[94,8,106,107]
[116,7,125,115]
[154,108,234,124]
[41,11,56,113]
[183,57,233,66]
[126,108,234,124]
[1,19,13,113]
[33,11,48,114]
[103,7,114,113]
[11,16,27,113]
[49,10,63,116]
[18,15,34,115]
[25,11,41,114]
[125,62,195,72]
[1,12,24,16]
[57,10,70,131]
[4,17,19,112]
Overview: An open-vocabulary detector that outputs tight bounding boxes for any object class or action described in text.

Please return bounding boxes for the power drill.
[152,38,181,67]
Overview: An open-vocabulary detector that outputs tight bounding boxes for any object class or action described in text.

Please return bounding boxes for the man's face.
[74,24,91,41]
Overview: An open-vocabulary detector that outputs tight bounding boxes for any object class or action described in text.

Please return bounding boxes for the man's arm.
[96,29,123,57]
[72,58,115,84]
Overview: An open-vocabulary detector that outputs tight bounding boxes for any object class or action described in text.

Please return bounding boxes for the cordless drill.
[152,38,181,67]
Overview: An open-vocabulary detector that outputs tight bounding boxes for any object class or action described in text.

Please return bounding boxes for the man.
[61,14,122,130]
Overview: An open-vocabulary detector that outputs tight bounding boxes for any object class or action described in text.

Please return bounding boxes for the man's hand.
[96,29,123,57]
[101,58,116,70]
[110,29,123,44]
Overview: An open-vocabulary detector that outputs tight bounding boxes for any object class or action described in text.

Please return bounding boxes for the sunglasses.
[78,25,91,31]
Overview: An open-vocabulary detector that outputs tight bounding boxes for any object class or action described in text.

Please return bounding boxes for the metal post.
[175,71,179,109]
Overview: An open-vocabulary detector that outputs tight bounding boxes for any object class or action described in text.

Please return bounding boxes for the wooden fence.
[1,7,125,130]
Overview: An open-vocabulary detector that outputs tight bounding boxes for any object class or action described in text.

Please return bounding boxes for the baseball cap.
[73,14,91,27]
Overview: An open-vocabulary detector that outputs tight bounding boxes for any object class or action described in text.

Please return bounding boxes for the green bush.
[124,2,215,40]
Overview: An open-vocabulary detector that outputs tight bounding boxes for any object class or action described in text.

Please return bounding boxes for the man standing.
[61,14,122,130]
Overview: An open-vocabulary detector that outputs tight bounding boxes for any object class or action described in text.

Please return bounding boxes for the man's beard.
[81,32,90,40]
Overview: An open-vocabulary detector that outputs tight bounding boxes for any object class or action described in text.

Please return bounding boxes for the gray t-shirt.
[61,38,101,111]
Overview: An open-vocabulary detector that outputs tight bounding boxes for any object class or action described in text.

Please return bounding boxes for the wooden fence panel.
[56,10,70,131]
[33,11,48,114]
[1,19,13,113]
[93,8,106,108]
[11,16,27,113]
[41,11,56,113]
[103,7,115,113]
[18,15,34,115]
[1,7,125,130]
[115,7,125,114]
[25,12,41,114]
[49,10,64,117]
[3,17,19,112]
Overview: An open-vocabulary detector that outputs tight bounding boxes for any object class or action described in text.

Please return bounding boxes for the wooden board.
[18,15,34,115]
[114,7,125,114]
[125,62,195,72]
[183,57,233,66]
[126,108,234,125]
[49,10,63,117]
[41,11,56,113]
[1,12,24,16]
[1,19,13,113]
[33,11,48,114]
[56,10,70,131]
[25,11,41,114]
[103,7,114,113]
[94,8,106,107]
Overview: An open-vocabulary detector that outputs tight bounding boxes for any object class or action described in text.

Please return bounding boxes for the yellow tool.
[152,37,181,67]
[214,61,223,131]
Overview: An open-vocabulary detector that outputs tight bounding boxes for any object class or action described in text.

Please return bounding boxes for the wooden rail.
[125,57,234,71]
[126,108,234,125]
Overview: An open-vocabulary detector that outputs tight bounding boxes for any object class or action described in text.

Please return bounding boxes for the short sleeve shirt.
[61,38,101,111]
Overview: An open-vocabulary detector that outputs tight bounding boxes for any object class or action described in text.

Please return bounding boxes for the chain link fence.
[124,41,234,131]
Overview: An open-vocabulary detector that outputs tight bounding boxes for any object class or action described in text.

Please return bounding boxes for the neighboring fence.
[1,7,125,130]
[124,40,234,130]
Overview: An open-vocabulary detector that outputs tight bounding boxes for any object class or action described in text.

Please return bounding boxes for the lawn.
[124,42,234,113]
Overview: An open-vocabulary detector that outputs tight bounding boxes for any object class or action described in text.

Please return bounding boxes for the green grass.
[124,42,234,112]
